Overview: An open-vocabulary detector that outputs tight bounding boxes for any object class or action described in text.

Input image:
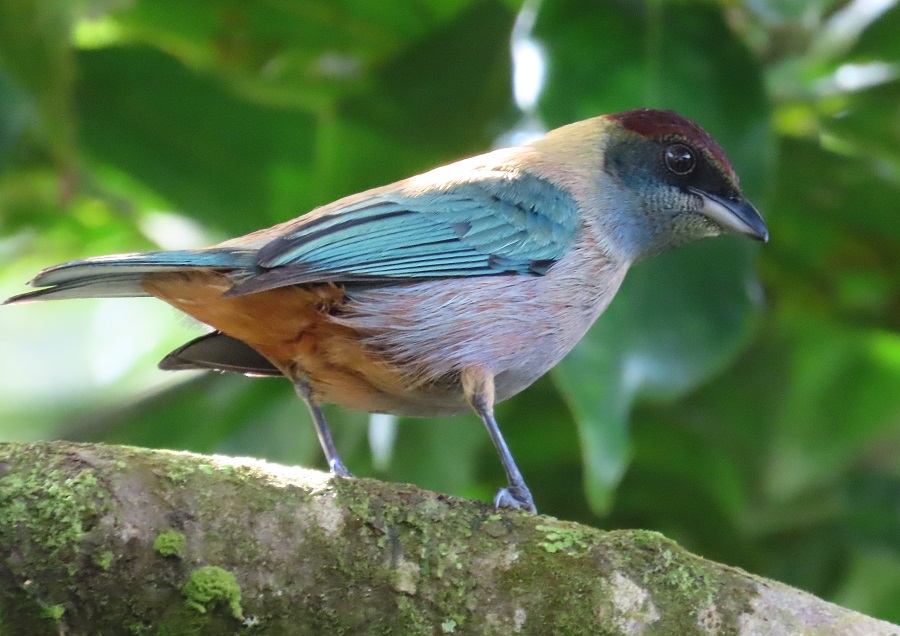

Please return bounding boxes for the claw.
[329,459,353,478]
[493,486,537,514]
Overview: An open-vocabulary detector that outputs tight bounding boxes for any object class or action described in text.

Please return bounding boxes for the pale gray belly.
[332,255,628,417]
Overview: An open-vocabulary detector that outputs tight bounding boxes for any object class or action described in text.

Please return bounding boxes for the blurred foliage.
[0,0,898,623]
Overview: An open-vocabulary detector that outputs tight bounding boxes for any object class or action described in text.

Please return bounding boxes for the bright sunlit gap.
[494,0,548,149]
[140,210,212,250]
[822,0,897,48]
[73,15,122,49]
[833,61,899,92]
[368,413,399,472]
[511,0,546,112]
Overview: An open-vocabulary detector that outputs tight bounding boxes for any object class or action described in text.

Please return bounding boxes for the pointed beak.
[690,188,769,243]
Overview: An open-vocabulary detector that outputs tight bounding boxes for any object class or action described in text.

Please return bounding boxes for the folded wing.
[225,171,580,296]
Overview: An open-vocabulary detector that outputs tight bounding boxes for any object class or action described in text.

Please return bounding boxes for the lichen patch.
[513,606,527,632]
[314,494,344,536]
[392,557,420,595]
[696,600,723,634]
[604,571,661,633]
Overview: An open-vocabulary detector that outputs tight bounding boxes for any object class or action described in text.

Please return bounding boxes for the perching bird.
[6,109,767,513]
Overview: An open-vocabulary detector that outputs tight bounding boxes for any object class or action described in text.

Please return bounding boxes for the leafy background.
[1,0,898,623]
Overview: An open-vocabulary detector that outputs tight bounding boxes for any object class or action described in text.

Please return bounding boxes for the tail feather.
[5,248,258,304]
[31,249,257,287]
[5,276,151,304]
[159,331,281,377]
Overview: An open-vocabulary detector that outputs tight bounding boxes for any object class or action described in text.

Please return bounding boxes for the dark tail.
[159,331,281,377]
[4,249,257,304]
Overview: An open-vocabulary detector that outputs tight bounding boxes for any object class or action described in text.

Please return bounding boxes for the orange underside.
[142,271,413,411]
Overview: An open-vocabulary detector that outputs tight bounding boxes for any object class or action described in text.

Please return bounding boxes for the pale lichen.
[315,495,345,537]
[512,606,527,632]
[697,600,723,634]
[605,571,661,633]
[392,558,420,595]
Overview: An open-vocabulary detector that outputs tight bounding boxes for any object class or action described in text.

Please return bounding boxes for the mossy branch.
[0,442,896,636]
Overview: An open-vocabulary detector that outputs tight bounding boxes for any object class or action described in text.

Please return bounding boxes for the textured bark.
[0,441,896,636]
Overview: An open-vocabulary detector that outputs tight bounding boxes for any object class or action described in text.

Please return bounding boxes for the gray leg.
[292,380,352,477]
[462,367,536,514]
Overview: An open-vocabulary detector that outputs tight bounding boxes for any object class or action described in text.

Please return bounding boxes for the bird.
[5,109,768,514]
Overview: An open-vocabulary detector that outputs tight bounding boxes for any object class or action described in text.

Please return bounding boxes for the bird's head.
[546,108,768,262]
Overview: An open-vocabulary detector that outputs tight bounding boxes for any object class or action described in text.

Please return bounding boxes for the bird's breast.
[334,242,628,406]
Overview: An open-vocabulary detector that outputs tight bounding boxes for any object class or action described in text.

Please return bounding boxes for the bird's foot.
[493,485,537,514]
[329,459,353,478]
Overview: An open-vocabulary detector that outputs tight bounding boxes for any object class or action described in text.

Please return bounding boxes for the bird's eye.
[664,144,696,176]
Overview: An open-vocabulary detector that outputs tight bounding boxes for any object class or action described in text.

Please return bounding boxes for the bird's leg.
[462,366,536,514]
[292,379,352,477]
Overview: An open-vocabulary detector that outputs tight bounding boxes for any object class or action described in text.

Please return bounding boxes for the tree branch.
[0,441,896,635]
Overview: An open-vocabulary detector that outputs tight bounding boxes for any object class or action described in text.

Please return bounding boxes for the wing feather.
[227,171,579,296]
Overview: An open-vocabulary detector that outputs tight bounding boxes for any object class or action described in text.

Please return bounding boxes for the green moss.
[164,464,196,485]
[394,596,431,636]
[40,604,65,621]
[182,566,243,620]
[535,523,591,556]
[0,447,110,575]
[164,455,234,485]
[94,550,115,570]
[637,539,717,609]
[605,529,760,632]
[325,478,484,632]
[154,529,186,558]
[345,491,372,521]
[123,618,150,634]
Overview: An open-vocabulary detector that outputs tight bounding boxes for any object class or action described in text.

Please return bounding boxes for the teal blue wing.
[227,172,580,295]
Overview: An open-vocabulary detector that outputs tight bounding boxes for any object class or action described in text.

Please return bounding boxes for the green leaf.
[106,0,479,109]
[844,471,900,553]
[823,82,900,188]
[322,0,515,200]
[764,138,899,324]
[73,1,515,236]
[0,0,75,164]
[765,320,900,502]
[0,69,32,174]
[75,45,318,235]
[388,414,488,498]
